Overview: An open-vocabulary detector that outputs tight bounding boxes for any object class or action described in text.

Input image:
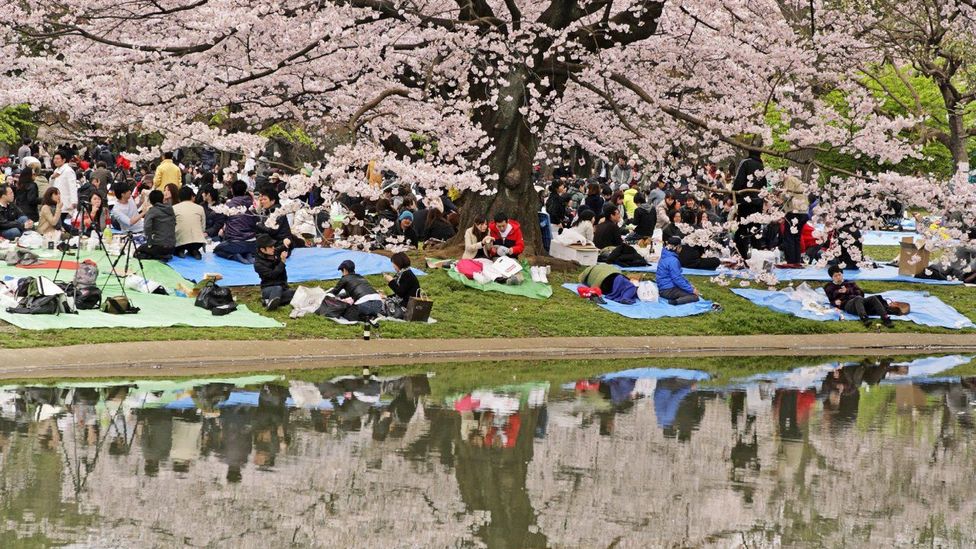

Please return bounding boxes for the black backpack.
[195,282,237,316]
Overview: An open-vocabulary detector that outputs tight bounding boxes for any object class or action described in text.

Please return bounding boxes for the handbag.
[887,301,911,316]
[381,295,406,319]
[404,291,433,322]
[102,296,140,314]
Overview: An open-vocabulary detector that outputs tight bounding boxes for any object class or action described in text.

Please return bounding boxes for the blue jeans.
[1,216,30,240]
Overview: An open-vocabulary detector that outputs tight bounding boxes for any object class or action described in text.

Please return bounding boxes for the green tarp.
[446,266,552,300]
[0,291,281,330]
[0,249,281,330]
[0,249,192,293]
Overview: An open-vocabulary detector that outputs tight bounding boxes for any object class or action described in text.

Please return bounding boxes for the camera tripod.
[50,201,135,307]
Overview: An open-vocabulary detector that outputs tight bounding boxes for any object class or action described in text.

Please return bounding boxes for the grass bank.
[0,245,973,349]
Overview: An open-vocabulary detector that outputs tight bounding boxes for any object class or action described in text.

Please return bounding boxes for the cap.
[667,236,682,246]
[338,259,356,273]
[256,233,276,249]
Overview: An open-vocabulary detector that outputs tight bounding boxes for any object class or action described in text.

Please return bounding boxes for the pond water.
[1,355,975,548]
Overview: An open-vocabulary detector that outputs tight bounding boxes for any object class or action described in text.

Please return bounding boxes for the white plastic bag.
[289,286,327,318]
[17,231,44,249]
[125,274,161,294]
[637,281,659,302]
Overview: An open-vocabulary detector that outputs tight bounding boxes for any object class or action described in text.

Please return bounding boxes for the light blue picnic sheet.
[731,288,974,329]
[619,263,962,285]
[561,283,714,319]
[166,247,423,286]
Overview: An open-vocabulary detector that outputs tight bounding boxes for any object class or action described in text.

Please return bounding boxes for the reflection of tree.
[453,407,548,549]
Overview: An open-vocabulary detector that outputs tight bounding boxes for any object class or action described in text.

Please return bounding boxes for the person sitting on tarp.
[656,236,700,305]
[393,210,419,247]
[331,259,383,319]
[214,180,258,264]
[134,190,176,261]
[488,211,525,258]
[254,233,294,311]
[0,183,34,240]
[823,265,893,328]
[593,205,625,249]
[578,263,637,304]
[169,186,206,260]
[256,186,304,251]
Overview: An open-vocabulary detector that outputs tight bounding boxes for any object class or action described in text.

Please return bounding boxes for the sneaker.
[529,266,541,283]
[589,295,606,305]
[265,297,281,311]
[538,266,549,284]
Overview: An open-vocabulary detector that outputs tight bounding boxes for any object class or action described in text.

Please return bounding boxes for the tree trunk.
[453,66,547,255]
[938,83,969,170]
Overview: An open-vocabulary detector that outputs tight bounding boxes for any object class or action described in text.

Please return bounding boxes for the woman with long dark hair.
[14,165,40,222]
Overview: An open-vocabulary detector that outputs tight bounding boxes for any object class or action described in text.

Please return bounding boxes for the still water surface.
[1,355,975,548]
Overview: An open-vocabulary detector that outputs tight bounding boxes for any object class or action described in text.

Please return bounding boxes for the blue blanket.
[730,354,971,390]
[620,263,961,285]
[167,247,423,286]
[863,230,919,246]
[562,283,714,319]
[731,288,975,329]
[601,367,711,382]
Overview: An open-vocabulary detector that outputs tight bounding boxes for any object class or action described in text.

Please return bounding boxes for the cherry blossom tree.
[4,0,975,259]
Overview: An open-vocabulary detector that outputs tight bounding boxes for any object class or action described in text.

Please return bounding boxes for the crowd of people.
[2,138,971,325]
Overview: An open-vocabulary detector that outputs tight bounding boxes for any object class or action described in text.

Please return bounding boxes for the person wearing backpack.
[254,233,294,311]
[135,190,176,260]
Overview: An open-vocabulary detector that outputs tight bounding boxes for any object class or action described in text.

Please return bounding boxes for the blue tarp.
[562,284,715,319]
[620,263,961,285]
[731,355,971,390]
[863,230,919,246]
[731,288,975,329]
[167,247,424,286]
[601,367,711,382]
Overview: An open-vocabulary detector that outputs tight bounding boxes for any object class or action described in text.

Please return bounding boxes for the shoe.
[265,297,281,311]
[882,317,895,329]
[589,294,606,305]
[529,266,541,283]
[861,318,873,328]
[538,266,549,284]
[190,250,203,260]
[243,254,256,265]
[232,253,248,264]
[175,250,187,258]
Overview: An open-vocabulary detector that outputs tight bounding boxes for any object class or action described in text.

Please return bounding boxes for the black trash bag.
[195,283,237,316]
[316,296,350,319]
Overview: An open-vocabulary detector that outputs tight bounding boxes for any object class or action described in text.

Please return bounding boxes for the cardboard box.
[549,240,599,266]
[898,237,930,277]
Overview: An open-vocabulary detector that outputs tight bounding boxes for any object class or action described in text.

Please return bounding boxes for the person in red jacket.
[488,211,525,258]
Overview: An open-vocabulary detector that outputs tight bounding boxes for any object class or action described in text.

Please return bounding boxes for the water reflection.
[0,356,974,547]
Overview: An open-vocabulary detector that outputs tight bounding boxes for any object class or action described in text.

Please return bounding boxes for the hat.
[256,233,276,249]
[667,236,683,247]
[338,259,356,273]
[398,211,414,222]
[270,173,281,180]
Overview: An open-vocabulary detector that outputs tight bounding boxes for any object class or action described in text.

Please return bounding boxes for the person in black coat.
[593,206,625,249]
[629,193,656,239]
[384,252,421,301]
[545,180,569,227]
[254,233,294,310]
[14,166,40,222]
[732,149,766,259]
[422,207,455,241]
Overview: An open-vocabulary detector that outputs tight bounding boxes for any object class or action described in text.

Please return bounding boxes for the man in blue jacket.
[657,236,700,305]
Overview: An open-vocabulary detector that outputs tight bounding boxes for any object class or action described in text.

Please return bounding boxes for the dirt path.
[1,333,975,380]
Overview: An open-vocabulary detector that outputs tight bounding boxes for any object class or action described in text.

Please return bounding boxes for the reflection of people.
[653,377,695,430]
[773,389,816,442]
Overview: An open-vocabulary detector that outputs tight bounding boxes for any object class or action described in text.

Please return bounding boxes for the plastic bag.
[637,281,659,302]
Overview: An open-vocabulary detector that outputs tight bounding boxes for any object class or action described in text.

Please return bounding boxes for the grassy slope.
[0,245,973,349]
